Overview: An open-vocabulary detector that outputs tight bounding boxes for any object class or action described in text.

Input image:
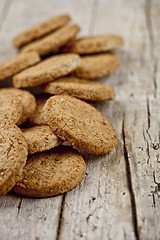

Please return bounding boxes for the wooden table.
[0,0,159,239]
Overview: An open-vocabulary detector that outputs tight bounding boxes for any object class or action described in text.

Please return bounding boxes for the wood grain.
[0,193,62,240]
[0,0,159,239]
[58,101,135,240]
[123,96,160,240]
[0,0,12,31]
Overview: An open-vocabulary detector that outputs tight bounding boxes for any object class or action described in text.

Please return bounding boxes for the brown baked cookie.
[0,52,40,81]
[0,92,23,124]
[13,54,81,88]
[13,14,71,48]
[22,125,62,155]
[73,53,119,79]
[21,24,80,56]
[13,146,86,197]
[43,95,117,155]
[0,123,28,197]
[43,77,115,101]
[25,94,49,127]
[61,35,124,54]
[0,88,36,125]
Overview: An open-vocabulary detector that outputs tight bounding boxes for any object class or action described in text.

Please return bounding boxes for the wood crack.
[143,129,150,164]
[146,97,152,138]
[151,171,160,208]
[122,116,140,240]
[144,97,151,163]
[144,0,157,98]
[17,198,23,217]
[56,194,66,240]
[146,97,151,130]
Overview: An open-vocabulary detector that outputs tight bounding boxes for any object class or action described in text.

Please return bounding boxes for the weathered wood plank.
[0,0,12,31]
[145,0,160,62]
[58,0,160,239]
[93,0,150,62]
[156,61,160,96]
[120,1,160,239]
[144,0,159,98]
[58,100,135,240]
[99,59,154,101]
[57,0,136,239]
[123,96,160,240]
[93,0,155,101]
[0,0,159,239]
[0,193,62,240]
[0,0,96,240]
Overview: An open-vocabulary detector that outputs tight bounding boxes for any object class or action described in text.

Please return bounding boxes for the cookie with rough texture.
[0,88,36,125]
[13,146,86,197]
[43,77,115,101]
[0,123,28,197]
[0,52,40,81]
[0,92,23,124]
[22,125,62,155]
[13,54,81,88]
[43,95,117,155]
[13,14,71,48]
[61,35,124,54]
[21,24,80,56]
[25,94,49,127]
[73,53,119,79]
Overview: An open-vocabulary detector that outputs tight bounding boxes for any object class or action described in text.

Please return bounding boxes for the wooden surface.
[0,0,160,239]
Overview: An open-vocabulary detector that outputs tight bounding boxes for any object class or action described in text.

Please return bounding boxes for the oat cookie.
[13,146,86,197]
[73,53,119,79]
[21,24,80,56]
[13,54,81,88]
[13,14,71,48]
[0,92,23,124]
[0,123,28,197]
[43,77,115,101]
[61,35,124,54]
[22,125,62,155]
[0,88,36,125]
[25,94,49,127]
[43,95,117,154]
[0,52,40,81]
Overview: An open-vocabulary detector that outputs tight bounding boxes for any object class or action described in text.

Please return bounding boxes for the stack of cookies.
[0,14,124,198]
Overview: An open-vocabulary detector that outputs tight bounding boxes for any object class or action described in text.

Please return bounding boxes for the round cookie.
[13,14,71,48]
[0,123,28,197]
[0,52,40,81]
[0,88,36,125]
[21,24,80,56]
[43,95,117,155]
[13,54,81,88]
[25,94,49,127]
[13,146,86,197]
[61,35,124,54]
[0,92,23,124]
[22,125,62,155]
[73,53,119,79]
[43,77,115,101]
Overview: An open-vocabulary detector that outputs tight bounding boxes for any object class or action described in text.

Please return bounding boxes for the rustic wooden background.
[0,0,159,239]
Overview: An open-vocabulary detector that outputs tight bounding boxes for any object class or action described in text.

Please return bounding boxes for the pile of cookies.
[0,14,123,198]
